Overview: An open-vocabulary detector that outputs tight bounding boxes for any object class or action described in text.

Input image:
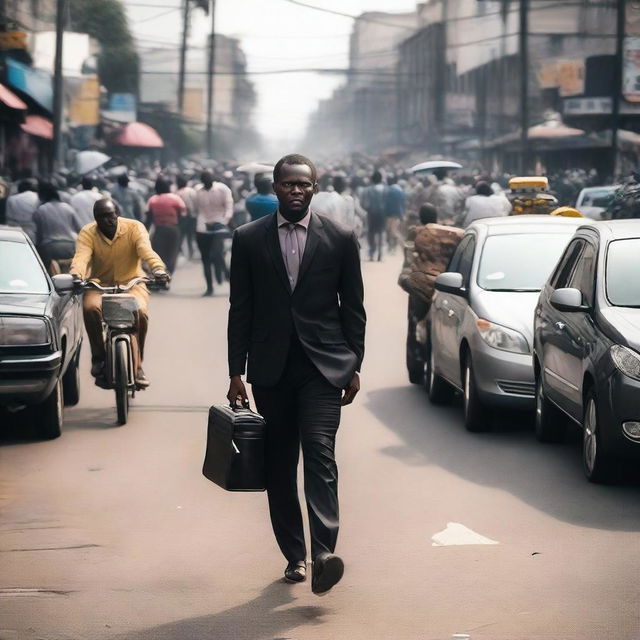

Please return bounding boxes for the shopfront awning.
[115,122,163,148]
[5,58,53,112]
[0,83,27,110]
[20,114,53,139]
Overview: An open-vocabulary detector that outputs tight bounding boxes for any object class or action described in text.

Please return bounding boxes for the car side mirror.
[550,287,589,312]
[52,274,75,294]
[435,272,466,296]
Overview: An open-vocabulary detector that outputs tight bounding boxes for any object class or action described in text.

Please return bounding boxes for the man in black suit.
[227,154,366,595]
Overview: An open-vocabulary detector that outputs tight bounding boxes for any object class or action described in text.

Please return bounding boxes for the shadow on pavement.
[116,580,328,640]
[63,407,119,431]
[366,385,640,532]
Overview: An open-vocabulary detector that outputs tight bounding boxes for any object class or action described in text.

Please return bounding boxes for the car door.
[436,234,476,384]
[556,237,598,420]
[541,238,586,412]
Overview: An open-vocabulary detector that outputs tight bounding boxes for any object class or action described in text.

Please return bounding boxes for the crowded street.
[2,255,639,640]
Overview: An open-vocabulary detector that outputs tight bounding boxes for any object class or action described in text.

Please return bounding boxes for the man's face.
[94,199,118,238]
[273,164,318,221]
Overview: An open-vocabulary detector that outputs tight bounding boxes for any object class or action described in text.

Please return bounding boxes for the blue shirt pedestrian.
[246,193,278,221]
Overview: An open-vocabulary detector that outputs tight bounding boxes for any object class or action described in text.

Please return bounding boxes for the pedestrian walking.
[176,174,198,258]
[227,153,366,595]
[245,176,278,221]
[360,170,387,261]
[146,176,185,274]
[33,182,79,273]
[384,175,406,253]
[461,181,511,227]
[70,176,103,228]
[194,171,233,296]
[5,178,38,242]
[110,173,144,222]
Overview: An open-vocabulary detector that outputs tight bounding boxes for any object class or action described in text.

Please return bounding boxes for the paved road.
[1,255,639,640]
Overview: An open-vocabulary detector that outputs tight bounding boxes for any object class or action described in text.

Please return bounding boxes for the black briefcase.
[202,403,266,491]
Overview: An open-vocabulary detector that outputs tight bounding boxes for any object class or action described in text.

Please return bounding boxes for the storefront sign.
[538,59,585,97]
[68,76,100,126]
[0,31,27,50]
[103,93,137,123]
[623,36,640,102]
[564,96,612,115]
[626,1,640,36]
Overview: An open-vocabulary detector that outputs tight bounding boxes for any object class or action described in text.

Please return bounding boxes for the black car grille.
[497,380,536,396]
[0,345,53,357]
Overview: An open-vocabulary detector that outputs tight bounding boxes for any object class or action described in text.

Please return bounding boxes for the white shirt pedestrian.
[70,188,103,228]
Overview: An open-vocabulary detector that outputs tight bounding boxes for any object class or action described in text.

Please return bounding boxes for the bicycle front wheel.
[114,340,130,425]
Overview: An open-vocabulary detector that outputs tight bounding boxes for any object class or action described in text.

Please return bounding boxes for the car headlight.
[610,345,640,381]
[0,317,50,346]
[476,318,529,354]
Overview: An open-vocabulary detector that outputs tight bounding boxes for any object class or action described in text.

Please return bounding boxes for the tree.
[68,0,139,94]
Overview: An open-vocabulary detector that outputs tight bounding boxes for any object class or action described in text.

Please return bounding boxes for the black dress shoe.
[284,560,306,583]
[311,553,344,595]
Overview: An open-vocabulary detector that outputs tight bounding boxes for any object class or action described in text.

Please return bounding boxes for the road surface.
[1,254,639,640]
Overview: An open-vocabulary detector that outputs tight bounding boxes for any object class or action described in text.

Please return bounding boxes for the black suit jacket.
[228,211,366,389]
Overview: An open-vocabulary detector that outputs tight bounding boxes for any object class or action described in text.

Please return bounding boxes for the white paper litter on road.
[431,522,499,546]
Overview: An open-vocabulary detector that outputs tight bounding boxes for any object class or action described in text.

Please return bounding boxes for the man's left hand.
[153,270,170,282]
[341,373,360,406]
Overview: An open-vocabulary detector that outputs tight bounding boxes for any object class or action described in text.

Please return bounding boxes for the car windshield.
[582,188,615,207]
[606,238,640,307]
[477,233,573,292]
[0,240,49,294]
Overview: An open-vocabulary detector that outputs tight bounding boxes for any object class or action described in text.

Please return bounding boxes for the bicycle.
[78,275,168,425]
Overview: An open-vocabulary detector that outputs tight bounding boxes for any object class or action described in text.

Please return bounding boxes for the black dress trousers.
[252,335,342,564]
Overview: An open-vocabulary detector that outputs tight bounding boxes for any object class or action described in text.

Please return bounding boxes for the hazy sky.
[124,0,417,150]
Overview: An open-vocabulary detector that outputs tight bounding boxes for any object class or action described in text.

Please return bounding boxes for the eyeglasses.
[279,181,315,190]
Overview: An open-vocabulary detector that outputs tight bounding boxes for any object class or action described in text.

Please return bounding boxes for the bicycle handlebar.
[79,275,168,293]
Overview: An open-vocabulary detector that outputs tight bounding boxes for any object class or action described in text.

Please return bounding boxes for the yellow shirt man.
[70,214,166,384]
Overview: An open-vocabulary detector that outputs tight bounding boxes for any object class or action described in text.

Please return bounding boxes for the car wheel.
[425,334,453,404]
[534,374,566,443]
[583,389,613,483]
[35,378,63,440]
[62,346,81,407]
[406,316,424,385]
[463,354,490,432]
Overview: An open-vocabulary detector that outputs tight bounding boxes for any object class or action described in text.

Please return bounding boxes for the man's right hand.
[227,375,249,408]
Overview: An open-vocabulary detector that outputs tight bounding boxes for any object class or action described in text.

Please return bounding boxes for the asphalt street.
[1,253,639,640]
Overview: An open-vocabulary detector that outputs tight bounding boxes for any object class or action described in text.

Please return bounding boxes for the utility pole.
[611,0,625,180]
[205,0,217,157]
[52,0,66,173]
[177,0,191,114]
[518,0,529,175]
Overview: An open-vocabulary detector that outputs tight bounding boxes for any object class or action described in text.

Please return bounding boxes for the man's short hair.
[419,203,438,225]
[117,173,130,187]
[333,176,346,194]
[273,154,317,183]
[81,175,94,190]
[256,177,273,195]
[18,178,35,193]
[371,170,383,184]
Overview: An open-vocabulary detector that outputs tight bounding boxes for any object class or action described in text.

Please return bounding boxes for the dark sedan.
[0,226,82,439]
[533,220,640,482]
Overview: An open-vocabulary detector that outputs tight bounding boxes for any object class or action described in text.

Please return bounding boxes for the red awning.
[115,122,164,148]
[0,83,27,110]
[20,114,53,139]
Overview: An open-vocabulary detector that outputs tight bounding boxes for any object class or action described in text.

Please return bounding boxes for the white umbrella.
[236,162,274,175]
[410,160,463,173]
[75,150,111,175]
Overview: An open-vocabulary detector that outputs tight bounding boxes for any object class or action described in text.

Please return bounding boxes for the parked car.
[0,226,82,439]
[574,185,618,220]
[533,220,640,482]
[425,215,583,432]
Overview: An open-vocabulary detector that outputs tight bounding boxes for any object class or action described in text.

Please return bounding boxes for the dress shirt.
[194,182,234,232]
[5,191,39,242]
[70,217,165,285]
[277,210,310,290]
[33,201,79,248]
[177,186,198,217]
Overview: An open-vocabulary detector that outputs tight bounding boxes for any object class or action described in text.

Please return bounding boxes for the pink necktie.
[284,223,301,289]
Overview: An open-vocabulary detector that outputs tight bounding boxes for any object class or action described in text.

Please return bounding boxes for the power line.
[279,0,415,30]
[131,7,180,23]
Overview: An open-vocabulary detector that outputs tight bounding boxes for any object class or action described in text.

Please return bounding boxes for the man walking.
[71,176,103,228]
[227,154,366,595]
[361,170,387,261]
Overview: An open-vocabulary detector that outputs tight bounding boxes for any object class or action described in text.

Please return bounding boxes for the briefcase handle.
[230,398,251,412]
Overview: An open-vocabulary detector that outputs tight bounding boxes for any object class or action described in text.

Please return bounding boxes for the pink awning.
[20,114,53,139]
[115,122,164,148]
[0,83,27,110]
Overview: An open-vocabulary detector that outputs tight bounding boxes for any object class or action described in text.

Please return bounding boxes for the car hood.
[472,289,540,345]
[0,293,49,317]
[599,306,640,352]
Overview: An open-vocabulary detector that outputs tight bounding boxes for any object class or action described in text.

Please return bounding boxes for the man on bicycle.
[70,198,169,388]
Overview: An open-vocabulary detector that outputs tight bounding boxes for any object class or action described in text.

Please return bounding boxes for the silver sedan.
[425,215,583,432]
